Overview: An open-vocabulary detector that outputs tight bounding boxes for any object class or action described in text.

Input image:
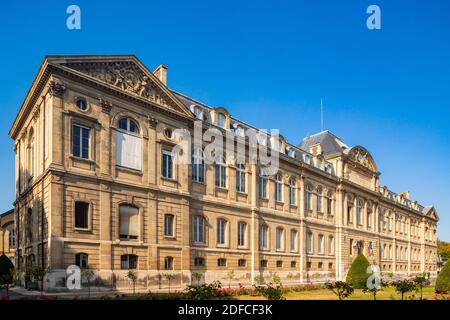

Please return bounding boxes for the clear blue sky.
[0,0,448,240]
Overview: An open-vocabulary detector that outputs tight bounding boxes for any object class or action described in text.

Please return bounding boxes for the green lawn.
[238,286,437,300]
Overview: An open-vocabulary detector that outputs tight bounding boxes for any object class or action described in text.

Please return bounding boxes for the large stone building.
[0,209,15,263]
[9,55,438,291]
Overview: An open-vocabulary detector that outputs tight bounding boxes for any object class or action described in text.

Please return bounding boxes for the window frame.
[120,254,138,270]
[216,218,228,246]
[72,123,91,160]
[215,156,227,188]
[235,162,246,193]
[74,201,90,230]
[193,215,206,244]
[275,174,283,202]
[162,150,174,179]
[237,221,247,247]
[164,214,175,237]
[75,253,89,269]
[192,148,205,183]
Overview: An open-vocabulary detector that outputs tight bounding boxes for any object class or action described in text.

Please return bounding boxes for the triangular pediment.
[424,206,439,220]
[47,55,194,118]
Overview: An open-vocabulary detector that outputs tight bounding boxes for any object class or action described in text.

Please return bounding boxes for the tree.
[325,281,354,300]
[437,240,450,261]
[392,279,417,300]
[81,269,96,298]
[362,279,387,300]
[346,253,371,289]
[30,266,48,294]
[126,270,138,295]
[413,273,430,300]
[163,273,175,293]
[0,255,14,296]
[227,269,235,288]
[436,259,450,293]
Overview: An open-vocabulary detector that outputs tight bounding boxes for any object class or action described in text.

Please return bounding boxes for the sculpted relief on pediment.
[65,62,178,110]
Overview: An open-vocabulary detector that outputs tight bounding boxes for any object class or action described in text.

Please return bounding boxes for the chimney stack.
[153,64,168,86]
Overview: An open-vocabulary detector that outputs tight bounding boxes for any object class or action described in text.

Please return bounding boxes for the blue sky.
[0,0,449,240]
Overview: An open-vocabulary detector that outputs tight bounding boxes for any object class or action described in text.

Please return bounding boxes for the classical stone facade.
[9,55,439,291]
[0,209,15,264]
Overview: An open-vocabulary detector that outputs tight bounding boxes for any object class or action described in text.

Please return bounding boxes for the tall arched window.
[276,227,284,251]
[237,221,247,247]
[356,199,363,225]
[304,184,312,211]
[326,191,333,215]
[258,169,267,199]
[289,178,296,206]
[318,234,324,254]
[306,231,313,253]
[119,204,139,240]
[316,186,323,212]
[193,216,206,244]
[216,218,227,245]
[290,229,298,252]
[275,174,283,202]
[260,224,268,249]
[235,162,246,193]
[215,156,227,188]
[192,148,205,183]
[116,117,141,170]
[8,226,15,247]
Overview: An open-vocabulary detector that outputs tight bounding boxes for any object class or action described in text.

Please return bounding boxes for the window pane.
[73,125,81,157]
[75,202,89,229]
[81,127,89,159]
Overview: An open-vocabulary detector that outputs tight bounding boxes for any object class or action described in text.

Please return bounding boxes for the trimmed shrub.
[346,253,371,289]
[436,261,450,293]
[0,255,14,295]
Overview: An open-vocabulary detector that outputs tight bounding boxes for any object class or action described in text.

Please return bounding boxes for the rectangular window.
[72,124,90,159]
[217,258,227,267]
[276,260,283,268]
[192,149,205,183]
[119,205,139,240]
[164,214,174,237]
[291,261,297,268]
[74,202,89,229]
[238,259,246,267]
[121,255,137,269]
[162,151,173,179]
[116,131,142,170]
[260,260,268,268]
[215,164,226,188]
[327,197,332,215]
[194,257,205,267]
[164,257,173,270]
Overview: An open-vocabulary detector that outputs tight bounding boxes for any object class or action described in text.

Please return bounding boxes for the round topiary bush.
[0,254,14,286]
[346,253,371,289]
[435,262,450,293]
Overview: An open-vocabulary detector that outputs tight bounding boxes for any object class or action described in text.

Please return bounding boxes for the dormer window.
[325,164,333,174]
[193,106,203,119]
[217,113,226,128]
[233,124,245,137]
[304,154,312,165]
[286,147,296,158]
[257,132,267,146]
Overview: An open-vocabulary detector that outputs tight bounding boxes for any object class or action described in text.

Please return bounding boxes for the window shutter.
[116,132,142,170]
[119,205,139,237]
